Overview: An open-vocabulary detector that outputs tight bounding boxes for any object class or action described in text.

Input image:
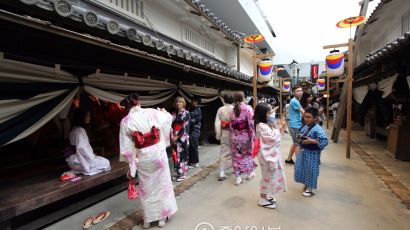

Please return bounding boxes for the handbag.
[252,138,260,159]
[127,171,138,200]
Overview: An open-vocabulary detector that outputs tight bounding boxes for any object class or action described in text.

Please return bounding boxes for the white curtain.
[178,84,219,104]
[84,73,176,91]
[377,74,398,98]
[5,87,79,146]
[0,58,76,83]
[0,89,70,123]
[84,85,177,106]
[353,85,369,104]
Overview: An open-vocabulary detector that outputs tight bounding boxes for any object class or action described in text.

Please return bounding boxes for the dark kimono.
[189,106,202,165]
[171,109,190,178]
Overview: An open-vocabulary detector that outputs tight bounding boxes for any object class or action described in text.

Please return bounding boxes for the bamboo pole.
[279,78,283,116]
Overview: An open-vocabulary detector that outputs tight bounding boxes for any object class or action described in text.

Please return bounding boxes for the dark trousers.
[189,129,200,164]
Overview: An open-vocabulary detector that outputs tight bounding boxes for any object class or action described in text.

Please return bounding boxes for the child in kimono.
[254,103,287,209]
[294,107,328,197]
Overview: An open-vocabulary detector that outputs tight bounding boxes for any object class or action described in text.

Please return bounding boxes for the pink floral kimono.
[256,123,287,195]
[229,103,256,177]
[119,107,177,223]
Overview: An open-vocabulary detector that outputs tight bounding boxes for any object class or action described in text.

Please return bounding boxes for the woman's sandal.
[82,217,94,229]
[158,217,169,228]
[258,200,277,209]
[92,211,110,224]
[176,176,186,182]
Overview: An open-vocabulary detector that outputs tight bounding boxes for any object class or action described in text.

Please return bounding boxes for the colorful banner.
[311,64,319,83]
[258,61,273,83]
[326,52,344,77]
[317,78,326,91]
[282,81,291,92]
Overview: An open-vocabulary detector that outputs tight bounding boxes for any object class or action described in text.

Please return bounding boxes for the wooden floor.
[0,157,128,227]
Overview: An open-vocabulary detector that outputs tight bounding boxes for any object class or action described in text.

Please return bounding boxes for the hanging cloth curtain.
[377,74,398,98]
[178,84,219,104]
[353,85,369,104]
[0,58,80,146]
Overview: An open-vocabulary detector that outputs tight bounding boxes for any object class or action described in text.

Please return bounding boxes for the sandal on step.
[82,217,94,229]
[93,211,110,224]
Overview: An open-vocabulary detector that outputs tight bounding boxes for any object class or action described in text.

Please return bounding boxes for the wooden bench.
[0,158,128,230]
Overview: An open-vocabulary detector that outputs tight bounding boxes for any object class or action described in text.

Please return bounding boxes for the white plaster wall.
[240,49,253,76]
[358,0,410,63]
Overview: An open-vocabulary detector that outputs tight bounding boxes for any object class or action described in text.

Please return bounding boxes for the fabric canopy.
[84,73,176,91]
[0,58,231,146]
[377,74,398,98]
[353,85,369,104]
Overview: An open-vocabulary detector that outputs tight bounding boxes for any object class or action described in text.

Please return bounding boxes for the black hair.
[292,84,302,92]
[223,92,234,104]
[305,107,319,118]
[254,102,270,125]
[192,95,201,104]
[300,92,312,108]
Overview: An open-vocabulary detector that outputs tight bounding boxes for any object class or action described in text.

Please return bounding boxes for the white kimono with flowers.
[119,107,177,222]
[66,127,111,176]
[214,104,234,170]
[256,123,287,195]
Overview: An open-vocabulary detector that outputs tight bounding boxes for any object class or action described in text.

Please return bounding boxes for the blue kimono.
[294,124,328,189]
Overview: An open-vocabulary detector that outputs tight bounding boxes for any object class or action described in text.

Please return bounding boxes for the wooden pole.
[346,38,354,159]
[252,50,257,109]
[327,74,330,129]
[279,78,283,116]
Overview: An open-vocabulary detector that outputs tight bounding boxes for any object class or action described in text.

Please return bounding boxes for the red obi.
[231,121,249,131]
[172,122,183,132]
[221,121,230,129]
[132,126,160,149]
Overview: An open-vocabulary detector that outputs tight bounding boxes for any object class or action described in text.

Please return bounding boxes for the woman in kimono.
[214,92,234,181]
[66,112,111,176]
[171,97,191,182]
[254,103,287,209]
[294,107,328,197]
[230,91,256,186]
[119,93,177,228]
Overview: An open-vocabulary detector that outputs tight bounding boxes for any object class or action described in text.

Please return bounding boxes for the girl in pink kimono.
[230,91,256,186]
[254,103,287,209]
[119,93,177,228]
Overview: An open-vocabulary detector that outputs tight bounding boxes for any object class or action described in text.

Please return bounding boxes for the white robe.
[66,127,111,176]
[214,104,234,170]
[256,123,287,195]
[119,107,177,222]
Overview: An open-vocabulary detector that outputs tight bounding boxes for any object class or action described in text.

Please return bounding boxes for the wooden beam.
[346,38,354,159]
[253,53,274,59]
[253,53,257,109]
[323,43,349,49]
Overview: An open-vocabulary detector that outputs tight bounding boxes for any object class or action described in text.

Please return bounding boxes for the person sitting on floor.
[66,111,111,176]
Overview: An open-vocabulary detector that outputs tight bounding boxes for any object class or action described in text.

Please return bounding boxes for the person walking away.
[254,103,287,209]
[119,93,177,228]
[294,107,328,197]
[188,96,202,168]
[214,92,234,181]
[285,85,305,165]
[230,91,256,185]
[171,97,191,182]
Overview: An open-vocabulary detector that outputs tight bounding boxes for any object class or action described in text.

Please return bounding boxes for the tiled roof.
[355,31,410,73]
[16,0,251,82]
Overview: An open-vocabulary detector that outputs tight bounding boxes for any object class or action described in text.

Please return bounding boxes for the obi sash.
[231,120,248,131]
[132,126,160,149]
[221,120,230,129]
[172,121,183,132]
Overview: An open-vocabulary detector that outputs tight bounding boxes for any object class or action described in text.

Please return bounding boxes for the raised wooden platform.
[0,157,127,229]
